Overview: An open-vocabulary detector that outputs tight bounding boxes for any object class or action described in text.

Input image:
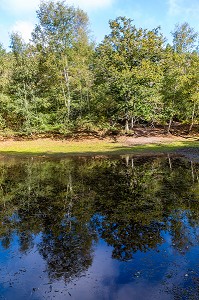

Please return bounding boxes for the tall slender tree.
[31,0,93,128]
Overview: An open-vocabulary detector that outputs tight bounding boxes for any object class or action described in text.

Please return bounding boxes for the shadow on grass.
[0,140,198,158]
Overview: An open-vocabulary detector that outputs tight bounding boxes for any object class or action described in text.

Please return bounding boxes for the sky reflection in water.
[0,155,198,299]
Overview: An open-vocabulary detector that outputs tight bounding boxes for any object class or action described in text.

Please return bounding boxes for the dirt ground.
[0,124,198,150]
[0,133,195,146]
[117,124,198,145]
[117,134,193,146]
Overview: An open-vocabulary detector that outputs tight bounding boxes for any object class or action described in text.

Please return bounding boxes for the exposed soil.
[117,134,191,146]
[0,133,195,147]
[0,125,198,159]
[117,124,198,145]
[0,123,198,142]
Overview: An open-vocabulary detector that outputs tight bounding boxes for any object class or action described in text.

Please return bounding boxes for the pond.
[0,154,198,299]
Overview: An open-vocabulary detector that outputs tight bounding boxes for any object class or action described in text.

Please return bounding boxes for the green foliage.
[94,17,165,131]
[32,0,94,124]
[172,22,199,53]
[0,1,198,134]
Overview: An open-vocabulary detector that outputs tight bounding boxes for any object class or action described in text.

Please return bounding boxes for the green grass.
[0,138,198,156]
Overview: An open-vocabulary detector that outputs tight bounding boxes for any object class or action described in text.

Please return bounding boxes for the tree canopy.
[0,1,198,134]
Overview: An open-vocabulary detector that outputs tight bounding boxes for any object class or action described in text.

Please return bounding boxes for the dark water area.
[0,155,198,299]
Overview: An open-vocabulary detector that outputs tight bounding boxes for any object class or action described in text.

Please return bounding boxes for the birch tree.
[32,0,93,125]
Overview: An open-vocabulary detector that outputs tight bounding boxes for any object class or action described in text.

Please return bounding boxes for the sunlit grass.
[0,138,198,156]
[0,139,121,155]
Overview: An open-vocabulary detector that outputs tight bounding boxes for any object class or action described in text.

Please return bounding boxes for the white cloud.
[168,0,181,15]
[168,0,199,16]
[0,0,115,47]
[0,0,114,15]
[0,0,40,15]
[11,21,35,42]
[66,0,114,10]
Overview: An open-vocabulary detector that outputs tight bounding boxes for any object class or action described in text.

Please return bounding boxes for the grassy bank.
[0,138,198,156]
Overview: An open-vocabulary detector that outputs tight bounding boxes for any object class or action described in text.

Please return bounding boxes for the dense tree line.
[0,0,198,134]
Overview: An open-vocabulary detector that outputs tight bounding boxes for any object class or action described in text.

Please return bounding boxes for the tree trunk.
[167,116,173,134]
[60,71,67,109]
[79,84,83,119]
[131,116,134,130]
[23,81,31,132]
[86,89,90,112]
[189,102,196,132]
[62,53,71,119]
[63,66,71,119]
[124,96,129,133]
[125,118,129,133]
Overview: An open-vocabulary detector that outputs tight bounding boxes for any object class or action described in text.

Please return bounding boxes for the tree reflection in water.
[0,155,198,295]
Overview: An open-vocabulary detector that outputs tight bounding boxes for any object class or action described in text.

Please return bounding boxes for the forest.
[0,0,198,135]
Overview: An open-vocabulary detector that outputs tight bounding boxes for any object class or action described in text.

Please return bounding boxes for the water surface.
[0,155,198,299]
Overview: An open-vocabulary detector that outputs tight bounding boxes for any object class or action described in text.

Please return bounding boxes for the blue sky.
[0,0,199,49]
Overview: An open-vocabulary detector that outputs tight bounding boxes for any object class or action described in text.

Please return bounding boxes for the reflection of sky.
[0,234,198,300]
[0,156,198,300]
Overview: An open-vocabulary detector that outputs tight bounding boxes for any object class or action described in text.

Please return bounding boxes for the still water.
[0,155,198,299]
